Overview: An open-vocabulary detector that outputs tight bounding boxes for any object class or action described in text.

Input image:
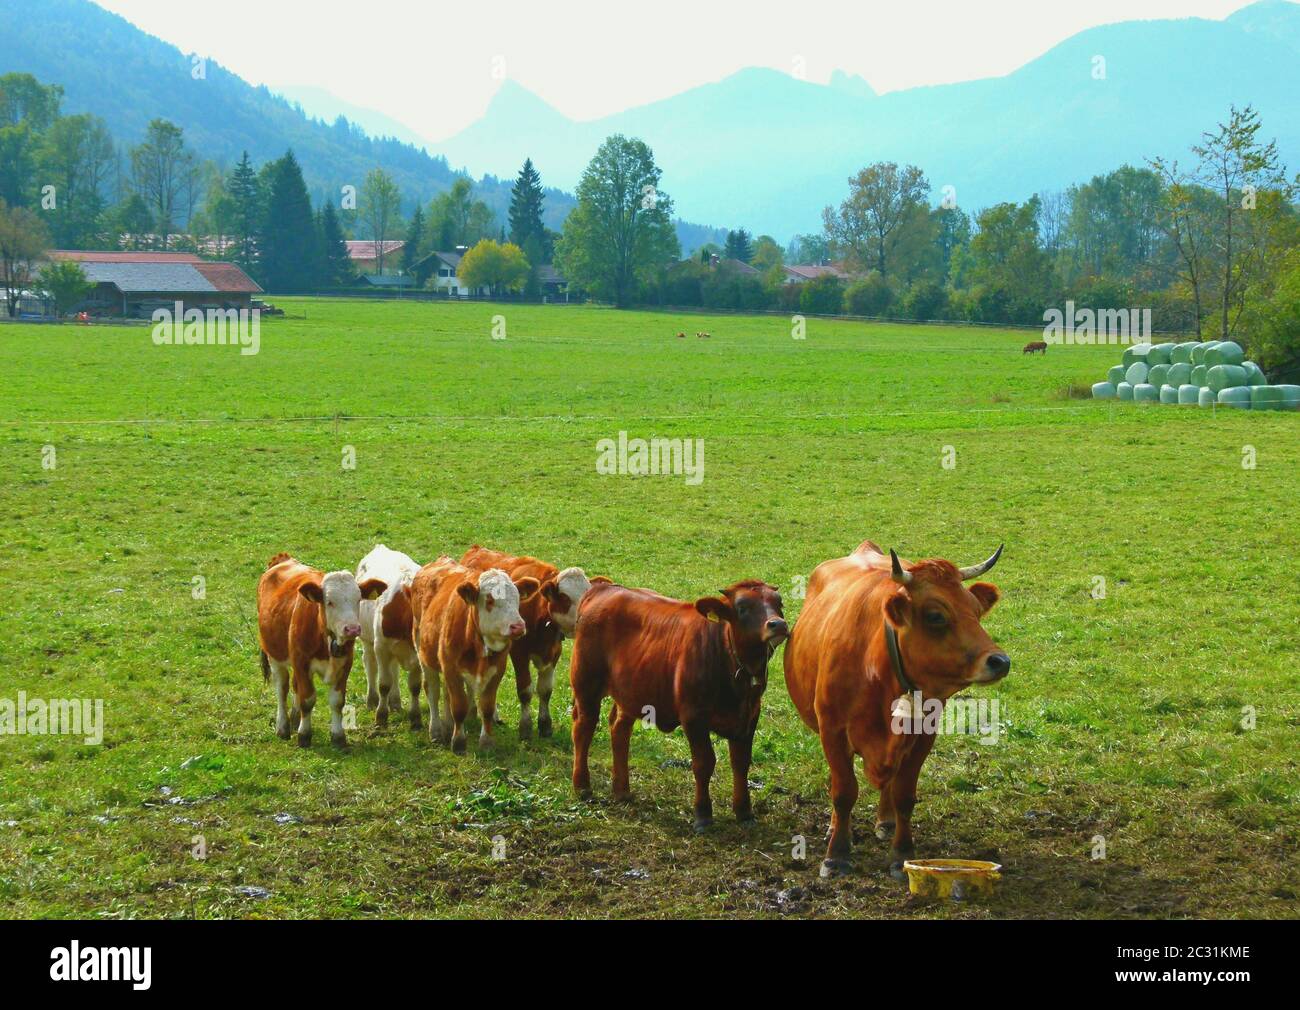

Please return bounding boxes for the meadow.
[0,297,1297,919]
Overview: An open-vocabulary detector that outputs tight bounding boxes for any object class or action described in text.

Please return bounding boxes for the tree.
[226,152,261,272]
[37,259,93,315]
[317,201,353,286]
[457,238,530,296]
[112,194,154,250]
[0,74,63,209]
[822,162,929,279]
[751,235,784,272]
[555,135,679,307]
[258,150,318,291]
[724,228,753,263]
[360,168,401,273]
[1150,158,1211,336]
[402,205,425,276]
[0,198,49,316]
[37,113,114,248]
[509,158,550,259]
[129,119,198,246]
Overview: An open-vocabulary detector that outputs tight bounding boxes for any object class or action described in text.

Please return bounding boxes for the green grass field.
[1,298,1297,919]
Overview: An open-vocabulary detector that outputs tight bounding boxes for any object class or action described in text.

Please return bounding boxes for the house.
[708,254,760,277]
[535,264,569,301]
[782,264,854,284]
[346,240,405,276]
[417,248,488,298]
[46,250,262,318]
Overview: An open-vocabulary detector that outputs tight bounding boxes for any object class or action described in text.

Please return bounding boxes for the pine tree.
[724,228,753,263]
[402,205,424,275]
[508,158,549,261]
[318,201,352,286]
[258,150,317,292]
[227,151,261,271]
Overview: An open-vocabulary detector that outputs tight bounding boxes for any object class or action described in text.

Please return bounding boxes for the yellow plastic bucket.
[902,859,1002,900]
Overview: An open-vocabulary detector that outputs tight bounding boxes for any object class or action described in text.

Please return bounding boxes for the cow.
[782,541,1008,878]
[676,331,686,339]
[257,553,387,748]
[356,544,422,729]
[1023,341,1047,354]
[569,580,788,831]
[408,558,541,753]
[696,331,711,339]
[460,546,594,739]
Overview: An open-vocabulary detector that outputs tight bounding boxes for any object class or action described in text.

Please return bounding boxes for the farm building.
[782,264,854,284]
[346,240,405,276]
[46,251,262,318]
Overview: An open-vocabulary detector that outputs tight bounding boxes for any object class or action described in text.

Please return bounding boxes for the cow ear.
[883,587,911,629]
[969,582,1000,614]
[515,577,541,602]
[695,596,736,624]
[299,577,324,604]
[358,578,387,600]
[456,580,479,605]
[541,578,561,603]
[590,576,613,585]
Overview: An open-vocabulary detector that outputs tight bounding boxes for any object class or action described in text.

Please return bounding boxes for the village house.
[45,250,262,318]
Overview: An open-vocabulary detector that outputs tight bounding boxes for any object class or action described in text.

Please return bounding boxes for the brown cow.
[783,541,1008,877]
[408,558,541,753]
[1023,341,1047,354]
[460,546,593,738]
[257,553,387,747]
[570,580,788,831]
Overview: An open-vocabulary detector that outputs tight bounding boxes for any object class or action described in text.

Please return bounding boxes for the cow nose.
[765,618,789,638]
[508,621,526,638]
[986,653,1011,677]
[342,623,362,639]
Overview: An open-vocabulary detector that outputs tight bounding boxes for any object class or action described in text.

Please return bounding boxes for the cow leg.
[534,662,557,738]
[294,671,316,748]
[887,739,933,876]
[875,790,897,841]
[477,670,505,750]
[443,665,471,755]
[728,731,755,822]
[373,644,394,728]
[388,657,406,712]
[328,679,348,749]
[683,721,716,832]
[510,650,534,739]
[362,641,380,710]
[269,659,292,739]
[406,663,423,731]
[609,705,636,802]
[419,657,444,744]
[819,728,858,876]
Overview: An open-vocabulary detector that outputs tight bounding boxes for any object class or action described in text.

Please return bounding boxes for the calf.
[783,541,1008,877]
[356,544,422,729]
[257,553,386,747]
[461,545,593,738]
[1023,341,1047,354]
[408,558,540,753]
[569,580,788,830]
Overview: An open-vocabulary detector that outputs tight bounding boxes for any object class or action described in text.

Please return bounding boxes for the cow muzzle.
[763,618,790,645]
[508,620,527,639]
[976,651,1011,683]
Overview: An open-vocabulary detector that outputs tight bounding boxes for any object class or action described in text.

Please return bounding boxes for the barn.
[47,251,262,319]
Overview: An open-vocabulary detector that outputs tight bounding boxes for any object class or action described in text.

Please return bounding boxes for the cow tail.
[260,649,271,682]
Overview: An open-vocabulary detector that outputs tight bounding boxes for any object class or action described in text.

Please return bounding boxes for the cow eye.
[923,610,947,628]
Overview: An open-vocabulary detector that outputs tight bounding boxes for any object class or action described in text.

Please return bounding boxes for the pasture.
[0,298,1297,919]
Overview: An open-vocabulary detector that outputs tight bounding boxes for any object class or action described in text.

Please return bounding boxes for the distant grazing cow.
[1023,341,1047,354]
[783,541,1008,877]
[570,580,788,830]
[676,331,686,339]
[356,544,422,729]
[257,553,386,747]
[408,558,540,752]
[461,546,594,738]
[696,331,711,339]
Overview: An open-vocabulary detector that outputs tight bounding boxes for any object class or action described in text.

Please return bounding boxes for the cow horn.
[958,544,1004,581]
[889,549,912,585]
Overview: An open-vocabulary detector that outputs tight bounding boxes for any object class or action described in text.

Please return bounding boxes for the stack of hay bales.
[1090,340,1300,411]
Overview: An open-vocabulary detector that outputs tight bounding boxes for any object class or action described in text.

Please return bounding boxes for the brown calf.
[783,541,1008,877]
[1023,341,1047,354]
[257,553,386,747]
[460,546,593,738]
[408,558,541,753]
[569,580,788,830]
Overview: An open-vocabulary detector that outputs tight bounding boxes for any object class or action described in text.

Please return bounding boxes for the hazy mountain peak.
[828,69,877,100]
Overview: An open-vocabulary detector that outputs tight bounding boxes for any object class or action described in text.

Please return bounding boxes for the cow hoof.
[735,811,755,825]
[820,858,852,878]
[375,710,388,729]
[576,787,593,801]
[611,790,633,805]
[517,720,533,740]
[296,733,312,748]
[275,725,291,740]
[693,816,714,834]
[451,736,467,755]
[537,719,553,738]
[478,735,495,752]
[874,821,895,841]
[888,861,908,882]
[331,733,348,750]
[366,691,380,711]
[408,716,422,731]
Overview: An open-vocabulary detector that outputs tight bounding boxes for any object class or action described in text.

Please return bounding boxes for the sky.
[96,0,1255,141]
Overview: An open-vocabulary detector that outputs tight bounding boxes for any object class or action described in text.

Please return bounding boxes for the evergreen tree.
[508,158,549,261]
[402,205,424,276]
[258,150,317,291]
[724,228,754,263]
[227,151,261,272]
[318,201,352,286]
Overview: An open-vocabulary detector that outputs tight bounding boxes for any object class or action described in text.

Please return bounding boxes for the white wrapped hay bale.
[1159,384,1179,404]
[1122,343,1153,367]
[1249,386,1286,411]
[1133,382,1159,403]
[1166,361,1193,386]
[1171,341,1199,364]
[1092,381,1117,400]
[1205,341,1246,367]
[1217,386,1252,409]
[1242,361,1267,386]
[1125,361,1150,385]
[1146,342,1176,366]
[1207,364,1248,393]
[1147,363,1171,387]
[1190,363,1209,387]
[1277,385,1300,411]
[1117,381,1135,401]
[1178,383,1200,405]
[1198,387,1216,408]
[1108,364,1127,385]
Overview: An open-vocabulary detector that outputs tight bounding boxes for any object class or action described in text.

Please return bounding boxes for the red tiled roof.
[49,250,204,263]
[194,262,263,294]
[346,240,405,260]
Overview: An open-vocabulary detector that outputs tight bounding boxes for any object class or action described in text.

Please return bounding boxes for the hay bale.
[1171,341,1198,364]
[1198,387,1216,408]
[1205,340,1245,367]
[1125,361,1150,385]
[1277,385,1300,411]
[1159,384,1179,404]
[1166,361,1193,386]
[1117,381,1135,401]
[1146,342,1175,366]
[1107,364,1127,385]
[1178,383,1200,405]
[1207,364,1248,392]
[1249,386,1286,411]
[1242,361,1267,386]
[1133,382,1159,403]
[1191,342,1216,365]
[1147,363,1171,387]
[1190,364,1209,387]
[1092,381,1117,400]
[1122,343,1153,367]
[1216,386,1252,409]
